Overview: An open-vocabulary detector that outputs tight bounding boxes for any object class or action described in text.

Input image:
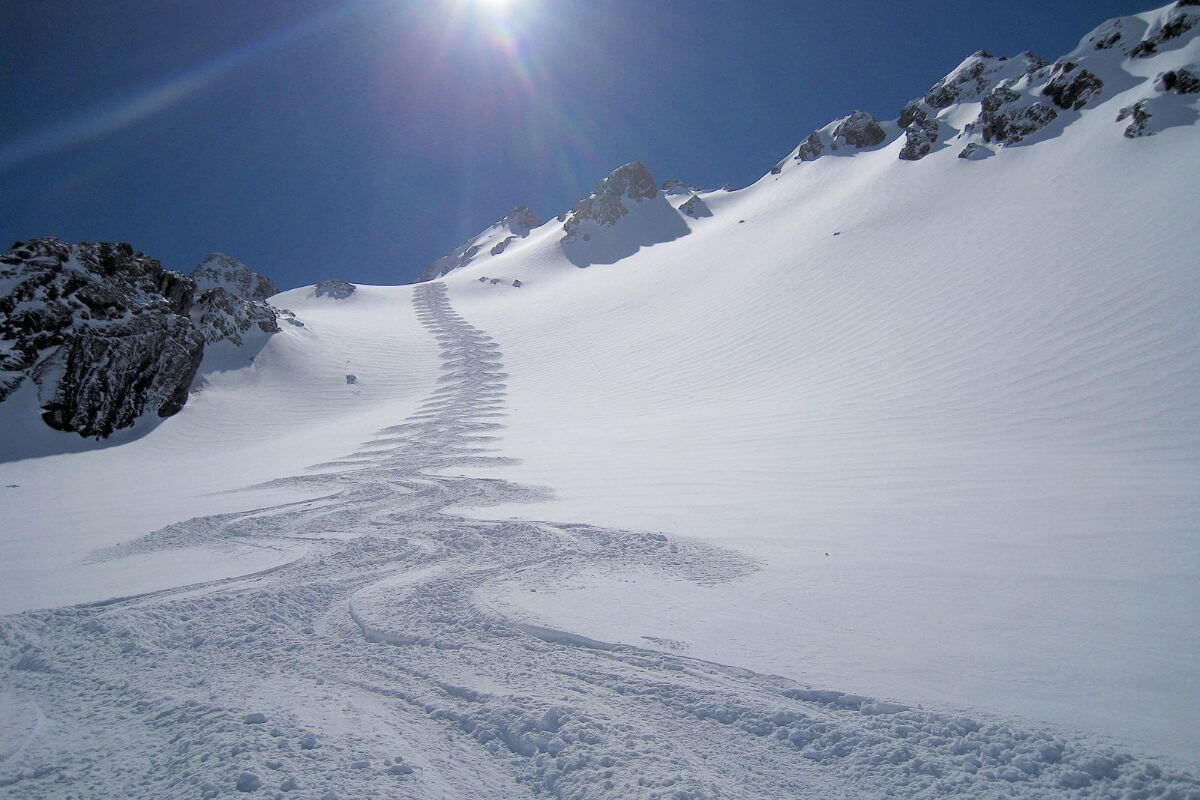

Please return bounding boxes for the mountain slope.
[0,3,1198,796]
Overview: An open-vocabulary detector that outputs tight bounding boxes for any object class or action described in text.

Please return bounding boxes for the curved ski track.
[0,283,1196,799]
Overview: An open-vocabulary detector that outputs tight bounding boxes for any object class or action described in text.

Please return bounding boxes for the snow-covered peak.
[191,252,277,301]
[559,162,690,266]
[503,204,543,237]
[561,161,659,235]
[417,204,546,282]
[770,1,1200,171]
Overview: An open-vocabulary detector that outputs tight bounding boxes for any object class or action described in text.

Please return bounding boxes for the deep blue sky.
[1,0,1156,287]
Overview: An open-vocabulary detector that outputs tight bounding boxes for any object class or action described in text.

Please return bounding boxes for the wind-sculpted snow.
[2,284,1197,798]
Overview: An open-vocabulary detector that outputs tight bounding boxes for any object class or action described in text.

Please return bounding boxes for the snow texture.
[2,284,1196,798]
[2,3,1200,797]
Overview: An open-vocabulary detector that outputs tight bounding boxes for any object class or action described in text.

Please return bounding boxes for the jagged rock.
[559,162,690,267]
[796,131,824,162]
[418,205,542,281]
[0,239,281,438]
[897,104,940,161]
[1156,68,1200,93]
[512,279,522,288]
[314,279,356,299]
[1041,62,1104,110]
[977,86,1058,145]
[504,204,543,236]
[562,162,658,240]
[1131,7,1198,57]
[660,179,693,195]
[1117,101,1154,136]
[192,253,276,301]
[958,143,994,160]
[923,51,1046,109]
[191,287,280,346]
[832,111,886,148]
[34,314,204,436]
[679,194,712,219]
[189,255,281,346]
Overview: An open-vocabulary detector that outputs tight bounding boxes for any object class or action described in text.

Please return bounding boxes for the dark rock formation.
[1041,62,1104,110]
[1131,7,1198,57]
[504,204,543,236]
[34,314,204,436]
[978,87,1058,145]
[562,162,659,240]
[1156,68,1200,93]
[679,194,712,219]
[314,279,357,299]
[1117,101,1154,137]
[832,111,886,149]
[490,236,516,256]
[0,239,282,438]
[796,132,824,162]
[923,51,1046,109]
[897,103,940,161]
[189,254,281,346]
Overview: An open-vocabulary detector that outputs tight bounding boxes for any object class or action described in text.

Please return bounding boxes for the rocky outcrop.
[314,279,356,299]
[1117,100,1155,136]
[0,238,282,438]
[832,111,886,148]
[189,253,281,346]
[795,132,824,163]
[897,104,941,161]
[192,252,276,301]
[490,236,516,256]
[558,162,690,267]
[977,87,1058,145]
[562,162,658,241]
[1041,61,1104,110]
[417,204,543,281]
[923,51,1046,109]
[1156,68,1200,93]
[33,314,203,436]
[503,204,543,237]
[1130,6,1199,56]
[679,194,712,219]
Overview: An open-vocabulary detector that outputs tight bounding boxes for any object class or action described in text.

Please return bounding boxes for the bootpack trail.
[1,283,1196,799]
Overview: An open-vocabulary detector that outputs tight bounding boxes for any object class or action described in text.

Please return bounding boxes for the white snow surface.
[2,6,1200,797]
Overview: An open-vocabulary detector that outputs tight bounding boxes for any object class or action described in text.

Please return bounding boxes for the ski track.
[1,283,1196,799]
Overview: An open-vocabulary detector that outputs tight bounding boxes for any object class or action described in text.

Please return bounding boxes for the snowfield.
[2,4,1200,797]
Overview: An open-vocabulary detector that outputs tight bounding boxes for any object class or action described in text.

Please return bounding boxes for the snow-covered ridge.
[416,204,544,282]
[775,0,1200,168]
[421,1,1198,283]
[0,239,288,438]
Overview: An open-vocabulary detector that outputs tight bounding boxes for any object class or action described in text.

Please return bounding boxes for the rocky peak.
[192,252,277,301]
[188,254,281,346]
[661,179,695,196]
[417,203,543,282]
[923,51,1047,109]
[503,204,543,237]
[562,162,660,239]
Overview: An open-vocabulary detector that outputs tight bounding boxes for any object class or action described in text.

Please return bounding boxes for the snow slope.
[1,3,1199,796]
[0,284,440,612]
